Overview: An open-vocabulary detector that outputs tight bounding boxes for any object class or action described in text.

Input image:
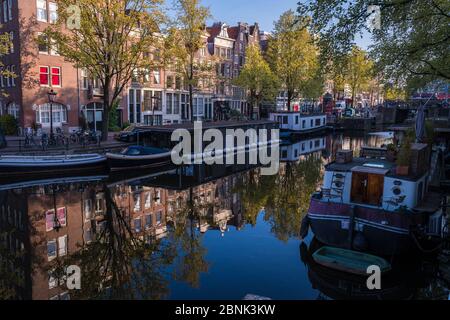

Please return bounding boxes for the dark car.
[115,125,141,142]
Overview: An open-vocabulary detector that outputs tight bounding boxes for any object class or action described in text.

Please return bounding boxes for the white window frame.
[48,2,57,24]
[58,235,67,257]
[80,69,89,90]
[36,0,47,22]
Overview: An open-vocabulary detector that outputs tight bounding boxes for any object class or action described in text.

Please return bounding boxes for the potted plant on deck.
[396,137,412,176]
[386,143,397,162]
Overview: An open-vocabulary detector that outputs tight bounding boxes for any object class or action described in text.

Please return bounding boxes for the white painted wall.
[270,113,326,131]
[321,170,428,211]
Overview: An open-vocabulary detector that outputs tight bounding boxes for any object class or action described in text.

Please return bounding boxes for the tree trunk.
[102,82,110,142]
[189,60,194,122]
[287,91,292,112]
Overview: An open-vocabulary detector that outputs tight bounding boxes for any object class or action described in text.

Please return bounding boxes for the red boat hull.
[307,198,428,256]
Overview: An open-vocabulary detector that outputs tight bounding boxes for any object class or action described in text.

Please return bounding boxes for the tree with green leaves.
[233,44,278,119]
[267,11,321,111]
[298,0,450,91]
[346,46,374,107]
[170,0,211,122]
[45,0,164,140]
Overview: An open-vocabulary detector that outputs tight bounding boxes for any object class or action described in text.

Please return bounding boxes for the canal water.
[0,132,447,300]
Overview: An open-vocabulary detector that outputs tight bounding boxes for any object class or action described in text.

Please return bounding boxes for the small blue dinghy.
[312,246,392,276]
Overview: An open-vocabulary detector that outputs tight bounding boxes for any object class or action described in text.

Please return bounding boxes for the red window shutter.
[51,67,60,86]
[57,207,66,226]
[46,210,55,231]
[40,66,49,85]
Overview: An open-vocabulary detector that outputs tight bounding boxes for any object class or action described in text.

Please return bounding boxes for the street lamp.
[47,89,57,142]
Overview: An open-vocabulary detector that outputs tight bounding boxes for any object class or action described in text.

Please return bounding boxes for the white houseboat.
[269,112,327,135]
[302,146,445,256]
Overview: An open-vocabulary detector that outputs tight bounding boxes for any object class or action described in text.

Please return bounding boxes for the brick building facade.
[0,1,265,134]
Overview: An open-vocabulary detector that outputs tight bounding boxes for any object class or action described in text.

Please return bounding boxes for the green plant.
[386,143,396,152]
[396,135,412,167]
[0,114,18,135]
[121,122,131,130]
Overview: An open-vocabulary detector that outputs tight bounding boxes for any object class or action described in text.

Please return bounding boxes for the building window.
[48,2,57,23]
[166,92,172,114]
[39,66,49,86]
[2,1,7,23]
[144,192,151,209]
[7,0,11,21]
[36,0,47,22]
[81,69,88,90]
[47,239,57,261]
[175,76,182,90]
[134,193,141,212]
[173,93,180,114]
[58,235,67,257]
[37,33,49,54]
[156,210,162,225]
[51,67,61,86]
[145,214,153,229]
[134,218,142,233]
[84,199,92,220]
[153,70,160,84]
[166,75,173,88]
[36,104,67,124]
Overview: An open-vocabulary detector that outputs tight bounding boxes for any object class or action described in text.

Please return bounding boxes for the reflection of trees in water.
[238,155,323,242]
[169,188,209,289]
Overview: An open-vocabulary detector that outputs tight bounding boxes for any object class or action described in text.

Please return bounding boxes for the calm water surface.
[0,132,447,300]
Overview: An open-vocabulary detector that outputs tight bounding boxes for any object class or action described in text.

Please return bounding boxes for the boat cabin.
[269,112,326,132]
[321,157,429,212]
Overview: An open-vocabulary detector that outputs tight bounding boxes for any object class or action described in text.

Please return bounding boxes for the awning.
[351,166,390,175]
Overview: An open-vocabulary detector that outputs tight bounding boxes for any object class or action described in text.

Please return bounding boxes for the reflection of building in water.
[111,184,168,241]
[163,169,246,235]
[0,165,248,300]
[0,179,170,300]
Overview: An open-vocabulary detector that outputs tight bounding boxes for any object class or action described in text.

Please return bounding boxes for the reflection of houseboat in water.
[280,136,327,162]
[303,145,445,256]
[300,239,428,300]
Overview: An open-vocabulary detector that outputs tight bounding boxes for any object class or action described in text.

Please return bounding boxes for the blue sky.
[199,0,372,49]
[201,0,299,32]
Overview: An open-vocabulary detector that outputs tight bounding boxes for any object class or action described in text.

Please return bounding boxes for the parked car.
[115,125,141,142]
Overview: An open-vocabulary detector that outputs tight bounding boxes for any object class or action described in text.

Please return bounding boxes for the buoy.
[300,215,310,240]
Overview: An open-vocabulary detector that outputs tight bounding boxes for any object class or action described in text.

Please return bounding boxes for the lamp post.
[48,89,57,142]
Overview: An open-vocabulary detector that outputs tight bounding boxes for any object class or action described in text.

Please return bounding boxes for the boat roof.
[325,157,425,181]
[134,120,277,133]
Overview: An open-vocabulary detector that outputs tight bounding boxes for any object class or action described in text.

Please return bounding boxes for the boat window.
[283,116,288,124]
